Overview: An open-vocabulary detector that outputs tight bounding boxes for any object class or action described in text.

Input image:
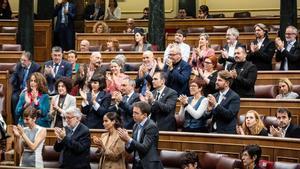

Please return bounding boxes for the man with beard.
[109,77,140,129]
[207,70,240,134]
[270,108,300,138]
[227,46,257,98]
[163,29,190,63]
[10,51,41,123]
[219,27,244,70]
[275,26,300,70]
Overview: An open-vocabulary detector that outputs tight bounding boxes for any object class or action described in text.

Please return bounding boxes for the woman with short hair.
[241,144,262,169]
[276,78,299,99]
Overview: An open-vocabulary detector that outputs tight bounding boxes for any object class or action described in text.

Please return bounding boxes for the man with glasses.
[10,51,41,124]
[54,107,91,169]
[227,46,257,98]
[275,25,300,70]
[163,43,191,96]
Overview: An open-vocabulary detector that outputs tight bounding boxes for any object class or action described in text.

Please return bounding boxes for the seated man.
[270,108,300,138]
[207,70,240,134]
[140,7,149,20]
[175,8,191,19]
[227,46,257,98]
[44,46,72,95]
[275,25,300,70]
[123,18,135,33]
[79,39,90,52]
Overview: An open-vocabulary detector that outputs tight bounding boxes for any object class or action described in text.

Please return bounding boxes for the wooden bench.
[0,20,52,62]
[256,71,300,85]
[0,51,23,63]
[85,17,300,33]
[0,33,16,45]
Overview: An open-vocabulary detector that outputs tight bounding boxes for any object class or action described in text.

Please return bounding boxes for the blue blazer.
[163,59,191,95]
[211,89,240,134]
[126,119,164,169]
[10,62,41,93]
[53,2,76,32]
[15,92,50,127]
[82,91,111,129]
[54,123,91,169]
[44,60,72,93]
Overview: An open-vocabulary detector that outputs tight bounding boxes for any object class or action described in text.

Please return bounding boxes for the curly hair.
[27,72,48,94]
[241,110,266,135]
[92,21,109,33]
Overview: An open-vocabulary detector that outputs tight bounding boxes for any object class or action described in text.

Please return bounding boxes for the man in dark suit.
[44,46,72,95]
[109,78,140,129]
[84,0,105,20]
[270,108,300,138]
[53,0,76,51]
[219,27,244,70]
[275,26,300,70]
[118,101,164,169]
[228,46,257,98]
[10,51,41,123]
[141,72,177,131]
[207,70,240,134]
[54,107,91,169]
[163,43,191,95]
[247,23,275,70]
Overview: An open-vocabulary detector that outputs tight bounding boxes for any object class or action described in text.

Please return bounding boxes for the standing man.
[10,51,41,123]
[207,70,240,134]
[142,72,178,131]
[54,107,91,169]
[227,46,257,98]
[164,29,191,62]
[275,25,300,70]
[54,0,76,51]
[163,43,191,95]
[109,77,140,129]
[44,46,72,95]
[118,101,164,169]
[270,108,300,138]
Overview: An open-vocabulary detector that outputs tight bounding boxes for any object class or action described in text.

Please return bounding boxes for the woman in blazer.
[92,112,126,169]
[50,77,76,128]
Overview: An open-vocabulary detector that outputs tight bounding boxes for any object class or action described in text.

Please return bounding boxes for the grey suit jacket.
[126,118,164,169]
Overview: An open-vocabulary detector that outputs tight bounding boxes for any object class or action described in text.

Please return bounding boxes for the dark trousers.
[133,161,143,169]
[57,24,74,51]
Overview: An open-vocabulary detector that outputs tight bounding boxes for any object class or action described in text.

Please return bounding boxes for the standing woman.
[92,112,126,169]
[50,77,76,128]
[0,0,12,19]
[236,110,268,136]
[105,0,121,20]
[189,33,215,69]
[80,75,111,129]
[178,78,209,132]
[13,106,46,168]
[132,28,152,52]
[247,23,275,70]
[106,59,128,93]
[15,72,50,128]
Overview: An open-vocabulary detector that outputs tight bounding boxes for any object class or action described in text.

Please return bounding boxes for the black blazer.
[54,123,91,169]
[126,118,164,169]
[285,124,300,138]
[109,92,140,129]
[151,87,178,131]
[211,89,240,134]
[275,41,300,70]
[82,91,111,129]
[202,70,218,96]
[219,41,244,67]
[247,37,275,70]
[10,62,41,93]
[227,61,257,98]
[53,2,76,32]
[84,3,105,20]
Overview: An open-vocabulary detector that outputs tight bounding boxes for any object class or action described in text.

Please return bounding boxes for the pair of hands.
[178,95,188,105]
[139,90,154,103]
[112,91,123,103]
[166,58,173,70]
[275,37,285,51]
[207,94,217,111]
[25,90,39,106]
[54,127,66,141]
[13,125,24,137]
[79,89,98,104]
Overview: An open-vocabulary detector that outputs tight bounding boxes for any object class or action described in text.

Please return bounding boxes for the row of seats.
[255,85,300,98]
[42,145,300,169]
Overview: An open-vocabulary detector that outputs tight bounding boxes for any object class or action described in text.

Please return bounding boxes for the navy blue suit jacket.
[44,60,72,93]
[211,89,240,134]
[53,2,76,32]
[163,59,191,95]
[285,124,300,138]
[10,62,41,93]
[54,123,91,169]
[275,41,300,70]
[82,91,111,129]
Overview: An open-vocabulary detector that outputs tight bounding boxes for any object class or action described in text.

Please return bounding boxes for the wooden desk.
[0,51,22,63]
[256,71,300,85]
[85,17,300,33]
[0,33,16,45]
[0,20,52,62]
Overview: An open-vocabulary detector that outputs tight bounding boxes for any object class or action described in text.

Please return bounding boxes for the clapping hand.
[92,136,104,148]
[178,95,188,105]
[270,125,284,137]
[54,127,66,141]
[275,37,284,50]
[250,42,259,52]
[117,128,131,143]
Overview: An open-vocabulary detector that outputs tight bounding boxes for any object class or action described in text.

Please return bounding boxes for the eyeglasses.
[168,53,178,56]
[63,116,75,120]
[204,61,212,64]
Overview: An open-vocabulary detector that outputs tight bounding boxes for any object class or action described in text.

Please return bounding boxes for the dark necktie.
[54,64,59,76]
[155,92,160,101]
[123,95,129,103]
[22,68,29,89]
